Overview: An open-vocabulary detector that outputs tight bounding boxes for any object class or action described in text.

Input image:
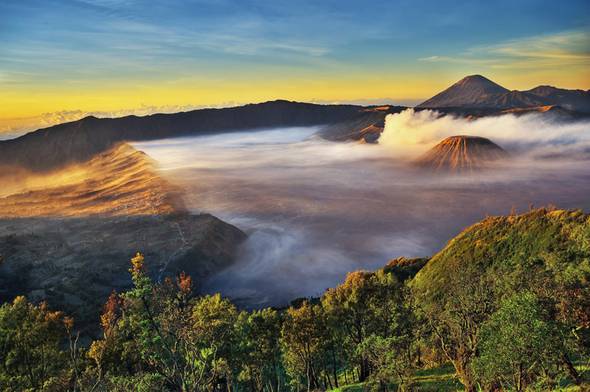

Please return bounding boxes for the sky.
[1,0,589,132]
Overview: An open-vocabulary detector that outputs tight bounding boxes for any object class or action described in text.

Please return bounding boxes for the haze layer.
[135,111,590,305]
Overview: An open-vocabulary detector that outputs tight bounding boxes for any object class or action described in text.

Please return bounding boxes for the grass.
[330,364,462,392]
[330,361,590,391]
[330,382,365,392]
[412,365,463,391]
[554,362,590,391]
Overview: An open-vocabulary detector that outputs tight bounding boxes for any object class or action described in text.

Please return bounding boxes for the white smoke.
[135,118,590,307]
[379,109,590,159]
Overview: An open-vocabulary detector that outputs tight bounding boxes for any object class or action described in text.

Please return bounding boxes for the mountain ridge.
[0,100,363,171]
[417,75,590,113]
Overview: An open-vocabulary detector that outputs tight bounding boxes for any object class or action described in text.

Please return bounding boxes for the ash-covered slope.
[0,213,246,328]
[417,75,511,109]
[417,75,590,113]
[0,143,183,217]
[0,100,362,172]
[415,135,508,172]
[0,143,246,328]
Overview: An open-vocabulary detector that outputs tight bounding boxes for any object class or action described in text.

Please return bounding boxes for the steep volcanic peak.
[417,75,509,109]
[415,135,508,172]
[417,75,590,113]
[452,74,509,94]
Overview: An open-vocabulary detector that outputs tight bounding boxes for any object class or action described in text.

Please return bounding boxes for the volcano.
[415,135,508,172]
[416,75,590,113]
[417,75,511,109]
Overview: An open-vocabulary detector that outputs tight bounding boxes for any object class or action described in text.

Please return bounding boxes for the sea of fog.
[134,109,590,307]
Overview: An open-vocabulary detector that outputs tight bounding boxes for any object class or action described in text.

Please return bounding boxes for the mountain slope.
[0,143,184,217]
[417,75,590,113]
[411,207,590,317]
[0,143,247,327]
[417,75,510,108]
[415,135,508,172]
[319,105,406,142]
[0,213,246,327]
[525,85,590,113]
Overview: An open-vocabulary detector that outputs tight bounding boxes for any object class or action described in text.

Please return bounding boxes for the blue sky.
[1,0,589,122]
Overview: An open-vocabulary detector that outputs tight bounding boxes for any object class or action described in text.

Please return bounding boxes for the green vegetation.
[0,208,589,391]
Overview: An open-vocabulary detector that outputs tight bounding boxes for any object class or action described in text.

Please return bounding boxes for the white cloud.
[418,30,590,70]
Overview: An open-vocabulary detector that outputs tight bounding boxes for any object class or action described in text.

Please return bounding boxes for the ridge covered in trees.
[0,208,589,391]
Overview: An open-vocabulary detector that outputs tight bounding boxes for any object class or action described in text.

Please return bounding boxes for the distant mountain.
[417,75,590,113]
[0,100,362,171]
[524,85,590,113]
[415,135,508,172]
[418,75,509,108]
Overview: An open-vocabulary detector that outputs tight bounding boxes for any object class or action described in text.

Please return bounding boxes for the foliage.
[236,308,284,392]
[280,301,328,391]
[322,270,408,382]
[412,208,590,391]
[0,208,589,391]
[473,291,568,391]
[0,296,70,391]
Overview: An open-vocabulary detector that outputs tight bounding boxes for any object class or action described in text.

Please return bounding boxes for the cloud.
[134,117,590,305]
[379,108,590,159]
[418,30,590,70]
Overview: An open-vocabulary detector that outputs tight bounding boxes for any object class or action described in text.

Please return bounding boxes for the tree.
[414,272,496,392]
[322,270,408,382]
[190,293,240,391]
[121,252,223,391]
[86,290,144,389]
[236,308,284,392]
[0,296,69,391]
[280,301,327,392]
[473,291,567,391]
[358,335,413,392]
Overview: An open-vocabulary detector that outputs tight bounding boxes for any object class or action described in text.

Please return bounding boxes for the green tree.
[280,301,327,392]
[190,293,240,391]
[236,308,284,392]
[358,335,413,392]
[322,270,409,382]
[414,272,497,392]
[473,291,568,391]
[121,252,223,391]
[0,296,69,391]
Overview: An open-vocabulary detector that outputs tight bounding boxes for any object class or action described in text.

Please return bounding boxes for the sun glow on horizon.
[1,0,588,132]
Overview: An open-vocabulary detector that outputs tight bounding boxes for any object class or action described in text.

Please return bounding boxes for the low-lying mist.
[134,110,590,307]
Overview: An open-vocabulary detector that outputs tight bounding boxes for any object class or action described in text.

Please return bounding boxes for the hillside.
[0,143,247,327]
[0,143,183,217]
[526,85,590,113]
[415,135,508,172]
[0,213,246,328]
[412,208,590,300]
